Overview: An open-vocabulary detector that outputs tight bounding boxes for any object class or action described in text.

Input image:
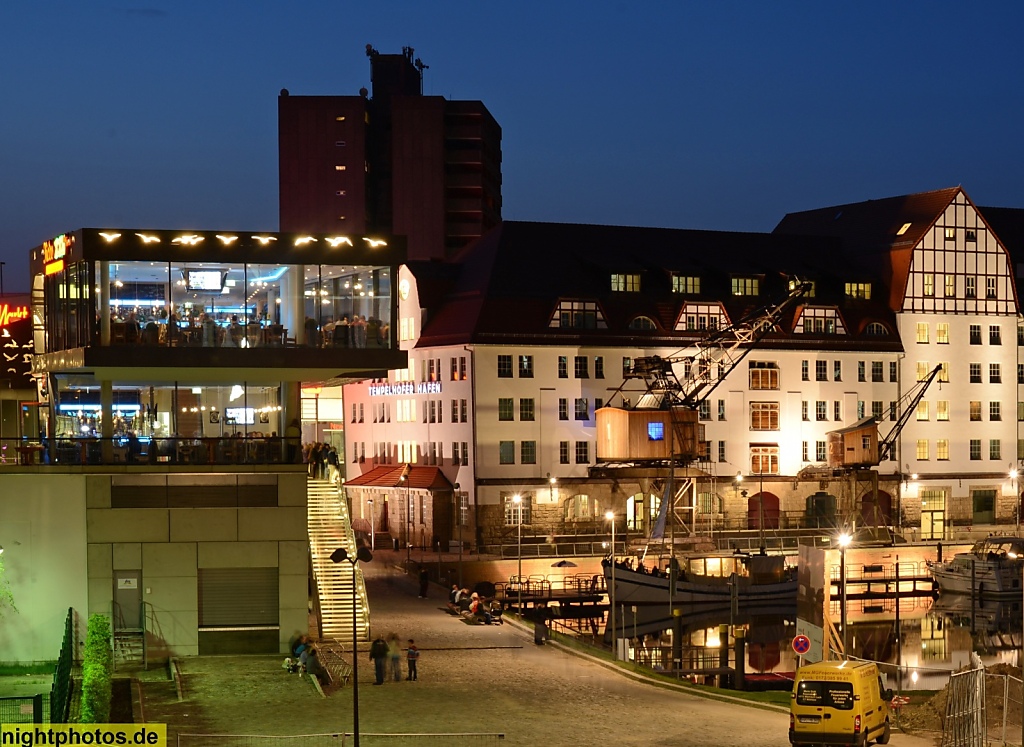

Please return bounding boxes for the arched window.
[628,316,657,331]
[865,322,888,336]
[564,494,600,521]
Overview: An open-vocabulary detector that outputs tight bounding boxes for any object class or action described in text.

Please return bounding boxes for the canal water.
[602,541,1021,691]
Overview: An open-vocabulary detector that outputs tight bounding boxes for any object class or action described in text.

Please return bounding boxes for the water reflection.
[613,594,1022,690]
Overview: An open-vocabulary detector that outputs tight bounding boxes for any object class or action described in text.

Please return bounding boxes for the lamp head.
[838,532,852,548]
[549,476,557,484]
[605,510,614,521]
[1011,469,1019,480]
[512,494,521,504]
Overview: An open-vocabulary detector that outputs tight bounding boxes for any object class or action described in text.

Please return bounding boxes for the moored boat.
[605,551,797,607]
[928,536,1024,598]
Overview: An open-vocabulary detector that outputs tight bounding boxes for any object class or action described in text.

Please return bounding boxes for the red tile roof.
[410,221,901,352]
[344,464,453,490]
[773,187,963,311]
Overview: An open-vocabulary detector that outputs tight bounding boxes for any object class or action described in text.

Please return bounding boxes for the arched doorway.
[859,490,893,526]
[747,492,780,529]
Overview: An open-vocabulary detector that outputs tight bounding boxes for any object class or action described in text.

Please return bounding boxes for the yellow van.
[789,660,892,746]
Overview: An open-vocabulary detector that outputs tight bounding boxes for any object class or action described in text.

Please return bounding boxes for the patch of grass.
[0,664,54,676]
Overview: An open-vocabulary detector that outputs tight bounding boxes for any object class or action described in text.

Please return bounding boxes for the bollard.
[672,608,683,677]
[718,624,730,688]
[734,627,746,691]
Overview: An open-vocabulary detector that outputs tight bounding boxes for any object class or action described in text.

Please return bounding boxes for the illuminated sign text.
[0,305,30,327]
[368,381,442,397]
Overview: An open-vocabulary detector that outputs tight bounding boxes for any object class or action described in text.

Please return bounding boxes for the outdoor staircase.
[112,630,145,669]
[307,478,371,643]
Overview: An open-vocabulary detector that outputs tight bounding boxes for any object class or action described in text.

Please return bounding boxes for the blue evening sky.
[2,1,1022,291]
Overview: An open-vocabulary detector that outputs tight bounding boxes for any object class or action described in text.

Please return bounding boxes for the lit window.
[335,165,347,171]
[936,323,949,344]
[731,277,759,296]
[944,275,955,297]
[936,440,949,460]
[916,401,929,421]
[749,361,779,390]
[916,323,928,343]
[750,402,779,430]
[936,401,949,421]
[648,422,665,441]
[923,274,934,296]
[944,227,956,241]
[844,282,871,299]
[896,223,911,236]
[916,440,929,460]
[672,275,700,294]
[611,273,641,292]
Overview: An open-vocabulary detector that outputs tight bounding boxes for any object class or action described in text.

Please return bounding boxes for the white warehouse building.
[341,187,1024,552]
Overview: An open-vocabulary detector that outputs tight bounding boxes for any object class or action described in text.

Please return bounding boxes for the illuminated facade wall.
[343,191,1024,545]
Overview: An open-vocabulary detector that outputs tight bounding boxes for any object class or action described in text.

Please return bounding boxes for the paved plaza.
[137,551,936,746]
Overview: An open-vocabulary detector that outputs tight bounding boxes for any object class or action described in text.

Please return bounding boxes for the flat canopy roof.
[31,228,406,276]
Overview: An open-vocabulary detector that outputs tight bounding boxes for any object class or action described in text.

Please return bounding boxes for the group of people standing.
[369,632,420,684]
[304,441,339,482]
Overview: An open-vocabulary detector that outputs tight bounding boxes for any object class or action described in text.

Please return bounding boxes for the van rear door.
[794,679,856,740]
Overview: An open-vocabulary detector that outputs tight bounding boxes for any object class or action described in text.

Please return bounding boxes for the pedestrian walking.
[418,567,429,598]
[387,633,402,682]
[369,633,389,685]
[405,639,420,681]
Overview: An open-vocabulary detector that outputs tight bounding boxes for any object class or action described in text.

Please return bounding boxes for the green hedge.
[79,614,112,723]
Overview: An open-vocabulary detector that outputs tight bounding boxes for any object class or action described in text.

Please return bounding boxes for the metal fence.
[0,695,44,724]
[981,672,1022,746]
[50,607,76,724]
[942,652,986,747]
[178,734,505,746]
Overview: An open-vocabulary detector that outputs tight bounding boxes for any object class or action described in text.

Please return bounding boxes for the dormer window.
[628,316,657,331]
[731,277,759,296]
[865,322,888,336]
[549,300,608,329]
[672,274,700,294]
[611,273,641,292]
[844,282,871,300]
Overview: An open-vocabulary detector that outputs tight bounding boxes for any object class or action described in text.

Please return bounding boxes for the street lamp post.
[330,545,373,747]
[399,474,411,564]
[606,509,616,660]
[454,483,463,588]
[513,494,523,615]
[838,532,851,658]
[366,499,375,551]
[1011,467,1019,533]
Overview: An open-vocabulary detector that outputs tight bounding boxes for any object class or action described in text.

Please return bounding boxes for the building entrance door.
[113,571,142,631]
[921,511,945,541]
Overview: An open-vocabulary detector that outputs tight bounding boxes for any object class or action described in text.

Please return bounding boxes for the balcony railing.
[98,321,390,349]
[0,437,301,467]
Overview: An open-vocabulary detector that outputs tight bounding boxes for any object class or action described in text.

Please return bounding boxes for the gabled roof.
[344,464,453,490]
[413,221,899,350]
[773,187,963,310]
[980,206,1024,260]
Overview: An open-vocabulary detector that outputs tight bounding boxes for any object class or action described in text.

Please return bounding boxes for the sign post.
[792,634,811,671]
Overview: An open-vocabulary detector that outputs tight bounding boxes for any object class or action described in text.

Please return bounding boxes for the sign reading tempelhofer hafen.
[795,544,827,663]
[368,381,442,397]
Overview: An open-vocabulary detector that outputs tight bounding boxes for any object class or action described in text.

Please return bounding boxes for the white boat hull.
[606,564,797,606]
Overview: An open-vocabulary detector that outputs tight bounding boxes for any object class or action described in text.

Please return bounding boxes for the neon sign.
[0,305,29,327]
[43,233,75,274]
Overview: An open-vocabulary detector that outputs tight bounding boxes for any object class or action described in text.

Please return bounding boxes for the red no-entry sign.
[792,635,811,655]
